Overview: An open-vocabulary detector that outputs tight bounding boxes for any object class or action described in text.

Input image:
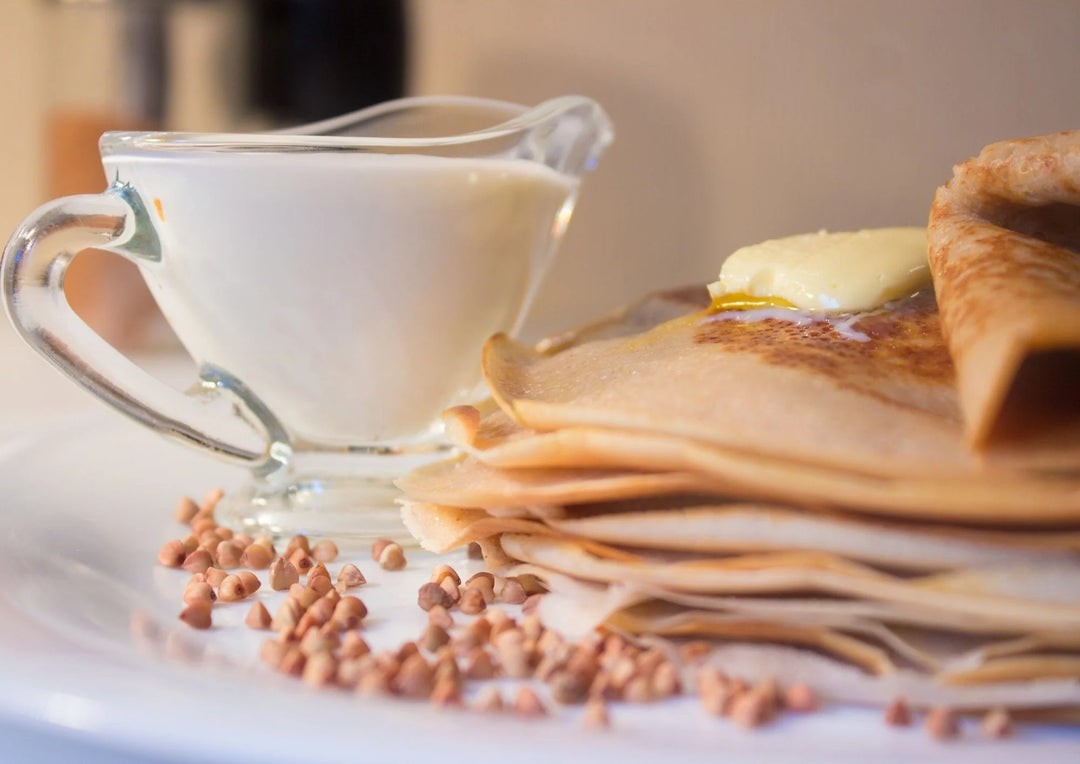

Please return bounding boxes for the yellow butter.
[707,227,930,313]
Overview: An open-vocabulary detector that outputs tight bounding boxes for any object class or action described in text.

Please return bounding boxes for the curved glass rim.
[99,95,595,155]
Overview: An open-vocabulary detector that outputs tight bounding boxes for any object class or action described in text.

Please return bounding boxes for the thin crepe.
[483,290,1080,489]
[545,505,1080,571]
[404,496,1080,571]
[607,602,1080,682]
[436,406,1080,524]
[403,502,1080,637]
[499,534,1080,632]
[533,576,1080,641]
[484,289,969,476]
[928,130,1080,451]
[532,571,1080,666]
[400,503,552,553]
[607,603,898,675]
[397,455,713,514]
[533,574,1080,700]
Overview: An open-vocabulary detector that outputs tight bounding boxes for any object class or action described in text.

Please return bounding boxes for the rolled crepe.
[928,130,1080,450]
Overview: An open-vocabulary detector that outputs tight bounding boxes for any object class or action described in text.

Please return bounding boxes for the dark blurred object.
[250,0,407,125]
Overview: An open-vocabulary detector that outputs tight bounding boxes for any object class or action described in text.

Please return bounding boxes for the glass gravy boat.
[1,95,613,541]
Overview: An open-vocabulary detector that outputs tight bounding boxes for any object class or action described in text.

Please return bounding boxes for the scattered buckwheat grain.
[377,542,406,571]
[926,707,959,740]
[311,539,339,563]
[337,563,366,588]
[218,574,247,602]
[371,538,393,561]
[981,707,1013,739]
[429,564,460,586]
[239,543,272,569]
[245,601,272,630]
[181,549,213,574]
[178,601,212,629]
[582,697,611,729]
[417,582,453,612]
[884,697,912,727]
[204,566,228,588]
[269,557,299,591]
[513,687,547,717]
[498,577,527,605]
[174,496,200,524]
[183,581,216,605]
[784,683,819,713]
[158,539,186,568]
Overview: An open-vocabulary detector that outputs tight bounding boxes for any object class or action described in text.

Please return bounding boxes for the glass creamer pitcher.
[2,95,613,541]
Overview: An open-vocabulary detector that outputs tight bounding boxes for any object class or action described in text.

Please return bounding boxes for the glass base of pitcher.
[214,449,449,547]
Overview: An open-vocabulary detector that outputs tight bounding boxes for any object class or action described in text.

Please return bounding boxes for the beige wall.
[408,0,1080,334]
[0,1,44,242]
[2,0,1079,336]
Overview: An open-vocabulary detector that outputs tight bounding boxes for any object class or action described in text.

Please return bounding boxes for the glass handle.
[1,183,290,476]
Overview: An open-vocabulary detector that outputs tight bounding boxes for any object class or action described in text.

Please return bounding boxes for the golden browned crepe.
[486,288,1080,471]
[928,130,1080,451]
[484,289,971,478]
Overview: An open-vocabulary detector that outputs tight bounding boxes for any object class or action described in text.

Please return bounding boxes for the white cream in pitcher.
[107,152,576,445]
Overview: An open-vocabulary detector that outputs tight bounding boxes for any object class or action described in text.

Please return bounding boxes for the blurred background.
[1,0,1079,346]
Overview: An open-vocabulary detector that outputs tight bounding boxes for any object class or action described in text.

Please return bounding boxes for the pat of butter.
[707,227,930,313]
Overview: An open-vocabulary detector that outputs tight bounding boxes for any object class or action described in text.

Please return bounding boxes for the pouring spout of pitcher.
[488,96,613,336]
[513,95,615,179]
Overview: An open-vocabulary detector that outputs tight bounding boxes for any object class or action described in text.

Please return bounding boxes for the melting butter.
[708,292,798,312]
[707,227,930,313]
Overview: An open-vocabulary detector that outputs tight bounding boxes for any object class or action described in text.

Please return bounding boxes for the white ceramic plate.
[0,415,1077,763]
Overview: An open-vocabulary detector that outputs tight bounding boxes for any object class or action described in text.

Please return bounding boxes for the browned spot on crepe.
[694,291,955,410]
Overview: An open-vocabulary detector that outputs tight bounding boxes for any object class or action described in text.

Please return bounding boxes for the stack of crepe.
[399,130,1080,713]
